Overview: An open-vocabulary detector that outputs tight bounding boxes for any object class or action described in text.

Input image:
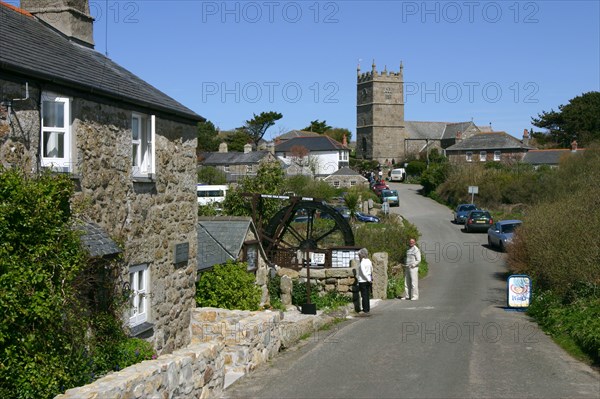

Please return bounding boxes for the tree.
[224,130,252,152]
[531,91,600,147]
[325,127,352,144]
[241,111,283,148]
[303,119,331,134]
[222,161,285,223]
[197,166,226,185]
[197,120,220,153]
[289,145,310,174]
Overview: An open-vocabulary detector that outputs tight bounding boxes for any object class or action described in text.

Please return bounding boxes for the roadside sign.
[382,202,390,214]
[507,275,532,308]
[310,252,325,265]
[468,186,479,203]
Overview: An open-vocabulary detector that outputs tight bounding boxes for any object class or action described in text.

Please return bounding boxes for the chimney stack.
[456,131,462,142]
[21,0,95,48]
[342,134,348,146]
[243,143,252,154]
[571,140,578,152]
[218,142,228,153]
[522,129,530,146]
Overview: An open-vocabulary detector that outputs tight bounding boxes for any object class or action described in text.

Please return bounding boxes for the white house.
[274,135,350,177]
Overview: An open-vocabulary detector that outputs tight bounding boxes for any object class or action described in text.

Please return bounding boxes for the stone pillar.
[372,252,388,299]
[280,275,292,306]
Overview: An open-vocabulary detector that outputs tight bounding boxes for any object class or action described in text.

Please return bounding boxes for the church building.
[356,61,480,164]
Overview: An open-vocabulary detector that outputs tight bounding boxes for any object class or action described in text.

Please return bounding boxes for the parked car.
[454,203,478,224]
[464,210,493,233]
[372,181,389,196]
[380,189,399,206]
[389,168,406,182]
[355,211,380,223]
[488,220,522,251]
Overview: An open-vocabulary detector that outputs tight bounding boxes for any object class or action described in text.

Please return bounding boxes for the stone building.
[444,131,535,164]
[197,216,270,305]
[199,143,278,185]
[356,61,480,164]
[0,1,202,354]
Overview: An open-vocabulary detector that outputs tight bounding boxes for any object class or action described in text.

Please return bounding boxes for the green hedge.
[196,261,262,310]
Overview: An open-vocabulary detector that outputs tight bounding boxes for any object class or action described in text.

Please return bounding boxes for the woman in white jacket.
[357,248,373,313]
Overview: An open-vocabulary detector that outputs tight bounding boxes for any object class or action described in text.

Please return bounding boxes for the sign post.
[468,185,479,204]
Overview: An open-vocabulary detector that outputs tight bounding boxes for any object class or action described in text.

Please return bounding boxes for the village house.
[198,142,278,184]
[274,134,351,177]
[444,130,535,164]
[521,140,585,169]
[0,1,202,354]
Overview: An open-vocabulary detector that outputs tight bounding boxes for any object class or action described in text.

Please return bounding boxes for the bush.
[353,218,420,266]
[0,169,91,398]
[195,261,262,310]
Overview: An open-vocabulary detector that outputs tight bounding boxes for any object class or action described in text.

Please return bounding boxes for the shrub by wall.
[196,261,262,311]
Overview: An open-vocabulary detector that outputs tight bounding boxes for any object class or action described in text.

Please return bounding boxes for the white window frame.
[494,151,501,161]
[41,92,72,172]
[223,165,230,173]
[129,264,149,326]
[333,180,340,187]
[466,152,473,162]
[480,151,487,162]
[132,113,156,178]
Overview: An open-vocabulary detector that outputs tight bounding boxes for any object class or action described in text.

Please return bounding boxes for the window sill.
[132,174,155,183]
[129,321,154,337]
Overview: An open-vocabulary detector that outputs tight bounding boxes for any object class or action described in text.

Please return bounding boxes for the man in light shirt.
[401,238,421,300]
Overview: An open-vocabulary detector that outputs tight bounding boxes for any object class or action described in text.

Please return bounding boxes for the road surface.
[222,183,599,398]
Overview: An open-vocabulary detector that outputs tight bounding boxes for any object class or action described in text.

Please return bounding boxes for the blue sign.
[507,275,532,308]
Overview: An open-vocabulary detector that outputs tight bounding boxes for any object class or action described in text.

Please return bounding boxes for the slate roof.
[441,122,478,140]
[324,167,366,178]
[404,121,447,140]
[197,217,257,270]
[0,3,202,122]
[445,132,535,151]
[274,136,349,152]
[276,130,321,141]
[403,121,477,141]
[522,149,584,165]
[199,150,274,165]
[76,222,121,258]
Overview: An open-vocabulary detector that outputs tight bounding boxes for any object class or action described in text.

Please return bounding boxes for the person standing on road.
[357,248,373,313]
[401,238,421,300]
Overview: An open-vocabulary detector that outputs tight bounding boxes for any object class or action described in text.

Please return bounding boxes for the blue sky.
[29,1,600,141]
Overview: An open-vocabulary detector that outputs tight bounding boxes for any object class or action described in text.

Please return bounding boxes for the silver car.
[487,220,522,251]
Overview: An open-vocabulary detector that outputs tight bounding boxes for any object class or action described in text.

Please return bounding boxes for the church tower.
[356,61,405,163]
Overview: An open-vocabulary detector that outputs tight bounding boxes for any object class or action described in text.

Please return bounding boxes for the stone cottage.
[444,130,535,164]
[0,1,202,354]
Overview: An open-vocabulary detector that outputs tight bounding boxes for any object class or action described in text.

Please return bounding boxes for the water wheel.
[262,200,354,266]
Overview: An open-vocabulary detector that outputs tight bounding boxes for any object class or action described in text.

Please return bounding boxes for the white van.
[389,168,406,182]
[196,184,228,206]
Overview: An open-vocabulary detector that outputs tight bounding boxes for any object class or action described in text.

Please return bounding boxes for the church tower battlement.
[356,60,405,163]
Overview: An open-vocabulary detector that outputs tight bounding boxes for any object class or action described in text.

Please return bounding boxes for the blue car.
[454,204,477,224]
[380,189,399,207]
[487,220,522,251]
[355,211,380,223]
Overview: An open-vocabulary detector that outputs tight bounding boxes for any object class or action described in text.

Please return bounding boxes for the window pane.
[43,101,64,128]
[43,131,64,157]
[138,271,144,291]
[138,292,145,314]
[132,144,139,166]
[132,117,139,140]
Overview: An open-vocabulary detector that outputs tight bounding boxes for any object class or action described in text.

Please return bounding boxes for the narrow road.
[223,184,599,398]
